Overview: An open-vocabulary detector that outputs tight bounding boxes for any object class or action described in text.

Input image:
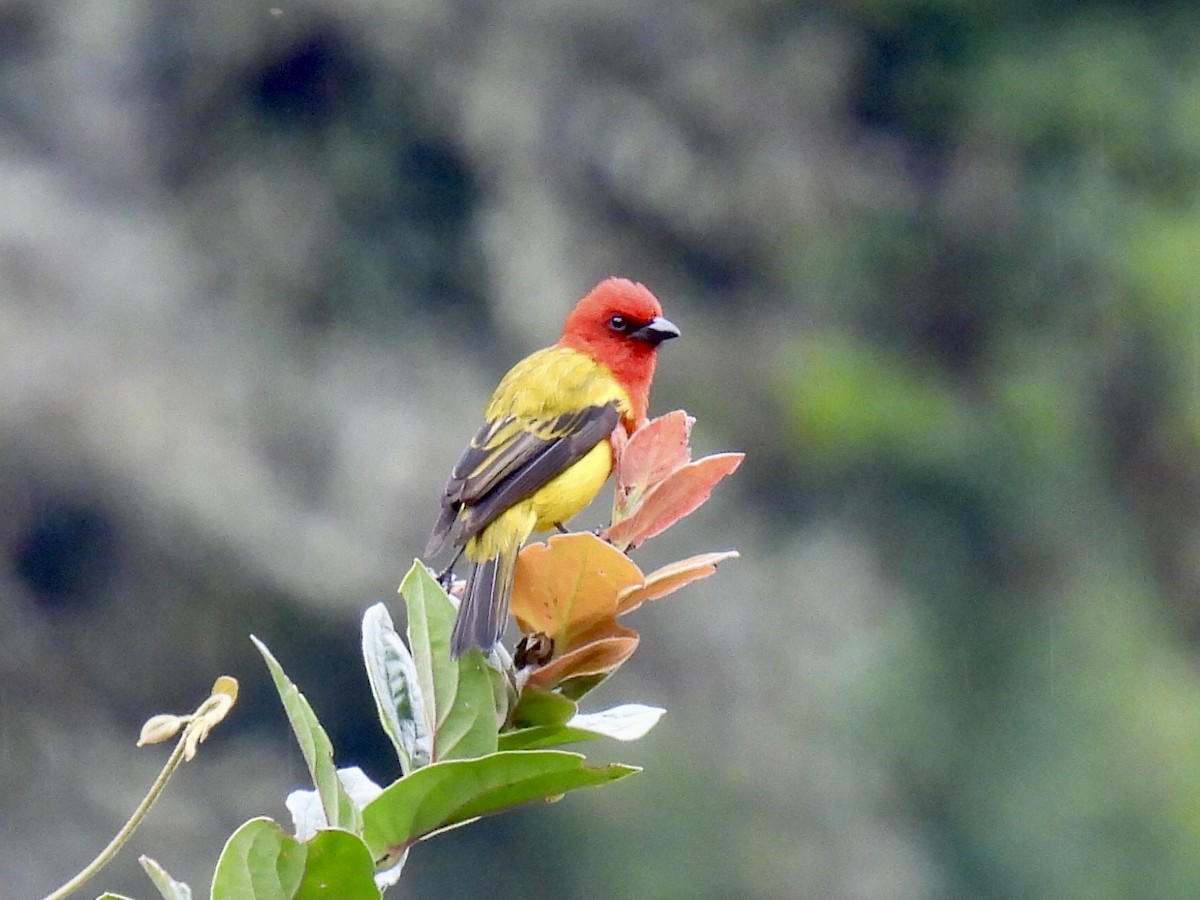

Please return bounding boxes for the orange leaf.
[608,423,629,467]
[614,411,694,513]
[510,532,643,646]
[526,622,640,692]
[616,549,740,616]
[603,452,745,550]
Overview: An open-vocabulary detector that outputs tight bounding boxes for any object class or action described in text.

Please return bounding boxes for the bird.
[426,278,679,656]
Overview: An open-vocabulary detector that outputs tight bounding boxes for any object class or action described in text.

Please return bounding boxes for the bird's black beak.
[630,316,680,345]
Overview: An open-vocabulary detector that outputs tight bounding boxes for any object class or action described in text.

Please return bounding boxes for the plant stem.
[45,731,189,900]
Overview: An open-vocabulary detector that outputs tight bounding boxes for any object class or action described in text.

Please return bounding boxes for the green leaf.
[361,602,432,773]
[292,830,380,900]
[361,751,639,864]
[211,818,303,900]
[498,688,588,749]
[211,818,379,900]
[398,561,498,761]
[508,688,577,728]
[139,855,192,900]
[497,724,604,752]
[486,651,516,728]
[97,894,138,900]
[251,637,362,834]
[557,672,610,701]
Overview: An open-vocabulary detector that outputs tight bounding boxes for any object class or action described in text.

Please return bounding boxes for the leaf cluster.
[92,411,740,899]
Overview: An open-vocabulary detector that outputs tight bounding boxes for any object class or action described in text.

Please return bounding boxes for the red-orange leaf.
[608,424,629,470]
[613,411,694,515]
[525,622,640,692]
[617,549,741,616]
[603,452,745,551]
[510,533,643,647]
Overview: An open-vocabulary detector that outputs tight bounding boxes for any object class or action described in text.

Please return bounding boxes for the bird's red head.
[558,277,680,427]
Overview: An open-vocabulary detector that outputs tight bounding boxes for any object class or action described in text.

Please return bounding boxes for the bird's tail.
[451,537,520,657]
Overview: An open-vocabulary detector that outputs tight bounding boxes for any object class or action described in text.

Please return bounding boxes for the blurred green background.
[3,1,1200,897]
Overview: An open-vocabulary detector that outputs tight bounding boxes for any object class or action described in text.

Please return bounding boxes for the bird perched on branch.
[426,278,679,656]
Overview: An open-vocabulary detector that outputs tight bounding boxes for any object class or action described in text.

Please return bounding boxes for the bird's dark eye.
[608,315,628,332]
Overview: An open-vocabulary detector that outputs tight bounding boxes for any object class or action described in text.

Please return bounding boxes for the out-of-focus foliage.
[4,0,1200,898]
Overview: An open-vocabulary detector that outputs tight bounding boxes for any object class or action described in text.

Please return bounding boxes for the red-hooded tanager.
[427,278,679,656]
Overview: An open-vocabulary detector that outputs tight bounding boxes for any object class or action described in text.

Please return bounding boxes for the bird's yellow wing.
[426,402,620,557]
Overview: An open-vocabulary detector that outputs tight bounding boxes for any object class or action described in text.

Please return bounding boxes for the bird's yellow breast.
[528,438,613,530]
[467,440,612,560]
